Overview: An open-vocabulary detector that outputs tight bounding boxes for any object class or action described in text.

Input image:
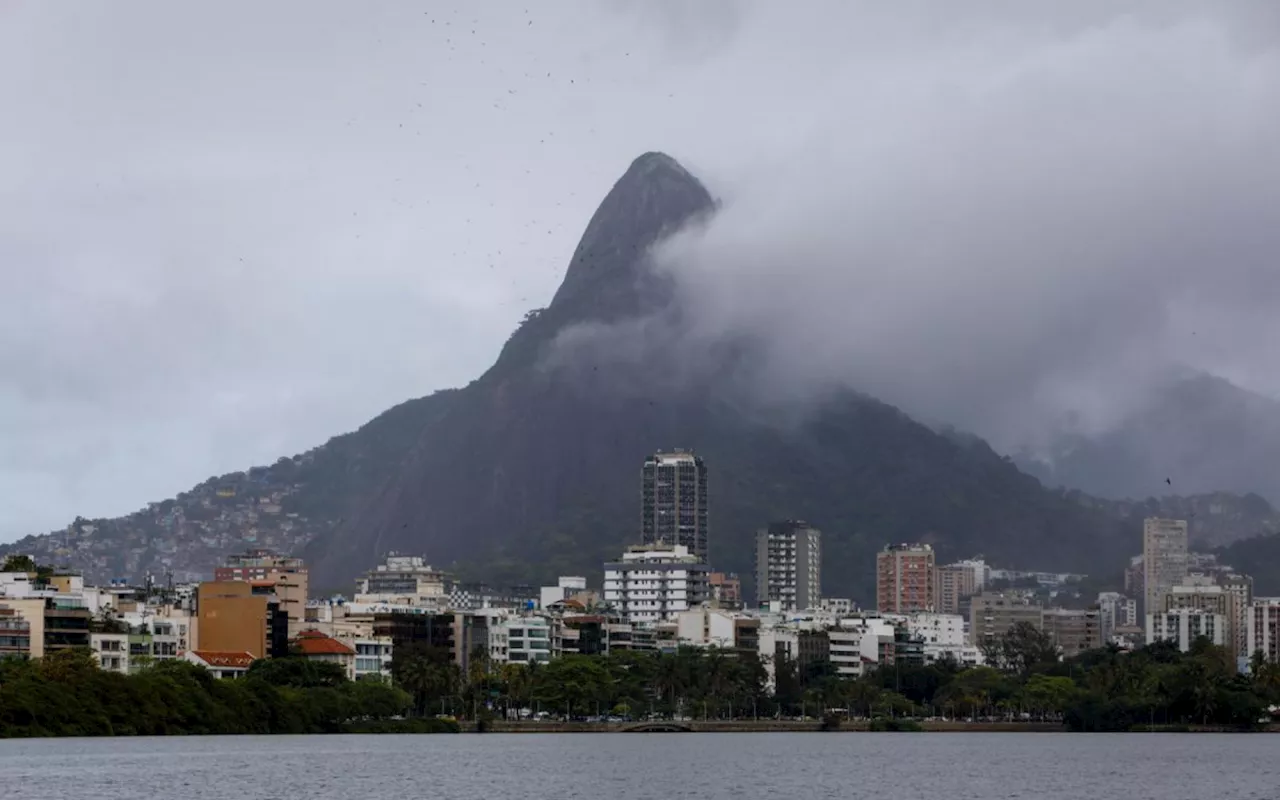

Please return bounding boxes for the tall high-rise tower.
[641,450,709,562]
[1142,517,1188,616]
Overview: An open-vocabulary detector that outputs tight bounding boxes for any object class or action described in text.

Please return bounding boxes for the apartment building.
[215,549,308,636]
[1220,574,1253,664]
[906,613,966,648]
[502,616,554,664]
[1246,598,1280,664]
[196,580,289,659]
[540,577,587,610]
[1143,518,1188,616]
[969,592,1043,646]
[708,573,743,609]
[1097,592,1137,643]
[0,606,31,659]
[90,631,129,673]
[1042,608,1102,659]
[0,597,91,658]
[1147,608,1227,651]
[754,521,822,612]
[935,559,987,615]
[604,544,710,624]
[355,554,449,606]
[641,450,709,563]
[1162,584,1240,658]
[876,543,935,613]
[352,638,394,680]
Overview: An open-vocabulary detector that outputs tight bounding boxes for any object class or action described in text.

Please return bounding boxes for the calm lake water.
[1,733,1276,799]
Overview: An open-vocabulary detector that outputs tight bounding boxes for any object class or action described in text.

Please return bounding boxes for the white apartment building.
[923,643,984,667]
[754,521,822,612]
[1246,598,1280,664]
[352,637,394,681]
[604,544,709,624]
[758,625,836,688]
[827,627,869,678]
[821,598,855,616]
[501,616,554,664]
[90,632,129,674]
[827,617,897,678]
[116,608,192,665]
[540,576,587,610]
[675,607,740,648]
[905,613,966,647]
[1147,608,1227,651]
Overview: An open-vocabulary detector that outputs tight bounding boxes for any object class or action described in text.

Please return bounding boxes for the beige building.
[215,550,309,636]
[969,592,1043,646]
[1162,584,1242,659]
[0,605,32,658]
[935,560,986,615]
[90,632,130,673]
[1142,518,1188,616]
[196,581,286,659]
[1042,608,1102,658]
[0,597,91,659]
[354,554,448,606]
[1220,574,1253,662]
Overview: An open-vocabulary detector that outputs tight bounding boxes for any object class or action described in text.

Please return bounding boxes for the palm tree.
[393,654,435,717]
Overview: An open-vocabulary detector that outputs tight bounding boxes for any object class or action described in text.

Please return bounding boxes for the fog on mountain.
[6,2,1280,599]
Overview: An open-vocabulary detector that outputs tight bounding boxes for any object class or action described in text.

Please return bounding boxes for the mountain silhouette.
[299,152,1137,595]
[5,152,1158,600]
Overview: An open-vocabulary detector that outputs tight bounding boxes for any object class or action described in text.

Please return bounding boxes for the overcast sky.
[3,2,1279,542]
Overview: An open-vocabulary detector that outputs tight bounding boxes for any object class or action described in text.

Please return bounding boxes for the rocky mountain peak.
[548,151,714,315]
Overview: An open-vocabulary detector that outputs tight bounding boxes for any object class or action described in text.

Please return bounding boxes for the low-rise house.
[184,649,255,678]
[295,630,356,679]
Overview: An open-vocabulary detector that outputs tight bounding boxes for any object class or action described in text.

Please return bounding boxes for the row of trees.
[4,624,1278,737]
[0,649,425,737]
[390,625,1280,731]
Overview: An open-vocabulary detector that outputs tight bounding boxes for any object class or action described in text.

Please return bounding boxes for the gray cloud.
[644,1,1280,454]
[4,1,1279,540]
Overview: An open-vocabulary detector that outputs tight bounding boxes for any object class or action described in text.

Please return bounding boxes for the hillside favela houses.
[2,449,1279,728]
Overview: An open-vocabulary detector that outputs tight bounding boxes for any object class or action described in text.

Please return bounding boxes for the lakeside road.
[470,720,1062,733]
[466,719,1280,734]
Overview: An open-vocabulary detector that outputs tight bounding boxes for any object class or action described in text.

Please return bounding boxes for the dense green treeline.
[0,649,439,738]
[4,626,1279,737]
[391,626,1280,732]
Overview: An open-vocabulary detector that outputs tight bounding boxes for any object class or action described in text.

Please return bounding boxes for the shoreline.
[464,720,1280,734]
